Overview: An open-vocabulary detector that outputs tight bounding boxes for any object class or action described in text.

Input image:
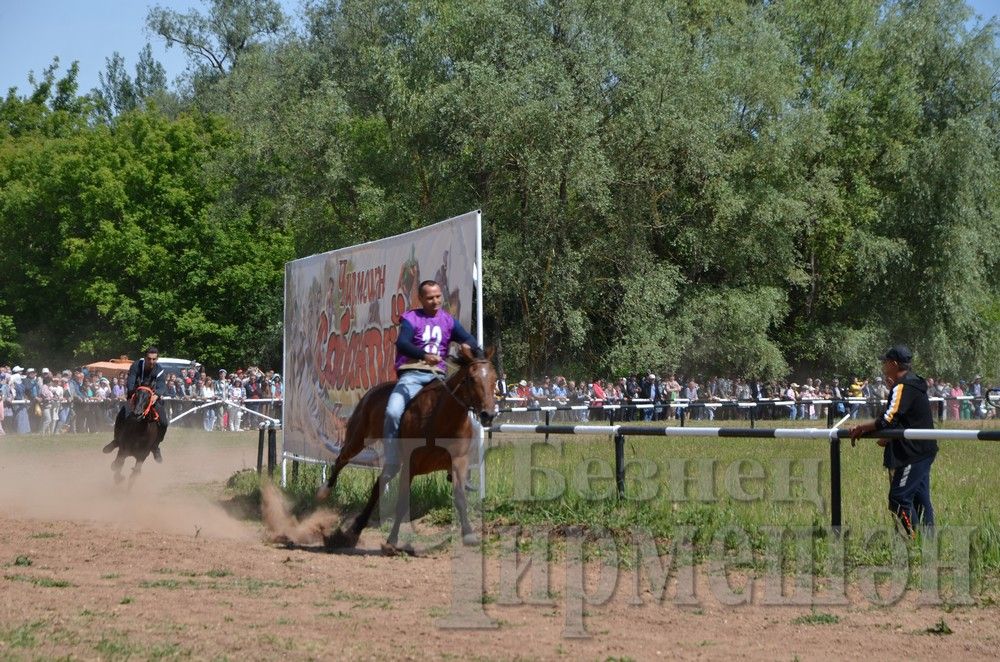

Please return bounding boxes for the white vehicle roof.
[156,357,201,366]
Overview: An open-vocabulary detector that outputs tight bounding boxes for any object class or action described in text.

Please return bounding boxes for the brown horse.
[111,385,161,489]
[316,345,497,554]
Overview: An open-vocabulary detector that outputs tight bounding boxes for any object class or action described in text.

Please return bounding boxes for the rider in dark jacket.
[102,347,170,462]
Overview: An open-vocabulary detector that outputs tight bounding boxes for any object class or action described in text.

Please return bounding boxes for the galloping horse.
[111,385,161,489]
[316,345,497,554]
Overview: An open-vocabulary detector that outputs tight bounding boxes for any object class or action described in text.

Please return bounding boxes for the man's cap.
[12,366,23,373]
[880,345,913,363]
[41,367,51,374]
[219,369,228,374]
[790,383,799,388]
[518,379,527,386]
[62,369,71,377]
[26,367,35,373]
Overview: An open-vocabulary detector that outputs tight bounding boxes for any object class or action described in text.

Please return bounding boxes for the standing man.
[849,345,938,537]
[103,347,169,462]
[383,279,483,478]
[641,374,658,421]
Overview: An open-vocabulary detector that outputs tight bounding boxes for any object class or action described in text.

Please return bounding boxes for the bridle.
[435,358,493,413]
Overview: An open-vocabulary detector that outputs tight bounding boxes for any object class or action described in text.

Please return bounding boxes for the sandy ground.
[1,432,999,661]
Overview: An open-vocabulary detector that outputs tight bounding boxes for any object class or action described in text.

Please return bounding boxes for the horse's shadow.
[274,542,387,557]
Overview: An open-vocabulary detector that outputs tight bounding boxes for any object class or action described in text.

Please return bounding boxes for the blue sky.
[0,0,299,95]
[1,0,999,97]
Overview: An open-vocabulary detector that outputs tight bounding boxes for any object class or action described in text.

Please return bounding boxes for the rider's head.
[145,346,159,365]
[418,281,443,315]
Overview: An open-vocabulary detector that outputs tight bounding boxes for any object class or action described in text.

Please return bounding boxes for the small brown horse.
[316,346,497,554]
[111,385,161,489]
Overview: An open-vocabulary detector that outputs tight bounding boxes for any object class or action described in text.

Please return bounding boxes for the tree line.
[2,0,999,380]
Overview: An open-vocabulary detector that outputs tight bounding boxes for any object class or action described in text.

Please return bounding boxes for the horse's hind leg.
[315,454,350,502]
[324,472,382,549]
[323,480,379,549]
[383,468,415,555]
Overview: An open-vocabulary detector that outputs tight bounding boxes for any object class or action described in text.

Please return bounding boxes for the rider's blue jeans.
[383,369,439,470]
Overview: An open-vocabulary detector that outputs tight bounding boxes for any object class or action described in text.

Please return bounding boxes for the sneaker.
[152,447,163,463]
[102,440,117,454]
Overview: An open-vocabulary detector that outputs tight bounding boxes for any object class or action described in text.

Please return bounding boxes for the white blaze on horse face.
[474,362,497,412]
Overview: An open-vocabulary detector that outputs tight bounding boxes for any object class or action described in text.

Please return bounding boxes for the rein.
[132,385,159,421]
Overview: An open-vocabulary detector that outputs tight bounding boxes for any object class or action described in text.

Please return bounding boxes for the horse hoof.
[462,533,481,547]
[323,528,357,549]
[315,485,331,502]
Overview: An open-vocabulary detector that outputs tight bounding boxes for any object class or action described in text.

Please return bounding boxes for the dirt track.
[2,432,999,660]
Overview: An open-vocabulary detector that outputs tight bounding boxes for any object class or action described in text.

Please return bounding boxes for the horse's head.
[456,345,498,427]
[128,385,156,421]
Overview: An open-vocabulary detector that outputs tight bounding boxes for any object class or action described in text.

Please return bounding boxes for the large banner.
[283,211,480,463]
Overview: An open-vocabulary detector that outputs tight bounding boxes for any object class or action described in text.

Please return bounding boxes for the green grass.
[233,418,1000,588]
[0,621,44,649]
[925,618,954,635]
[5,573,74,588]
[792,612,840,625]
[95,632,192,659]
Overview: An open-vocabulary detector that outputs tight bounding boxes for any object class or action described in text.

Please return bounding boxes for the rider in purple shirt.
[383,279,482,476]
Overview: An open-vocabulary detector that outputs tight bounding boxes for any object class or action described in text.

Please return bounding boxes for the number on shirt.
[421,325,443,356]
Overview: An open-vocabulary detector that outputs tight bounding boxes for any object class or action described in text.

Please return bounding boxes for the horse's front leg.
[127,459,144,492]
[111,451,126,484]
[383,468,415,556]
[451,457,479,546]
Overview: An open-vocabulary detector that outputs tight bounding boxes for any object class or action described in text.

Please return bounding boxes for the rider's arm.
[450,319,483,357]
[153,370,167,396]
[126,362,139,394]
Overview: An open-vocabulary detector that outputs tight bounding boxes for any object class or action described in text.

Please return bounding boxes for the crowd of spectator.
[497,372,997,423]
[0,363,282,436]
[4,360,995,436]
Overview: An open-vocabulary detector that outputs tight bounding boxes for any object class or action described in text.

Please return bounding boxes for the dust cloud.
[260,481,340,545]
[0,435,260,541]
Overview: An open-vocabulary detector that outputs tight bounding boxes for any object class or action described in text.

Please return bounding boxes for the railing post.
[749,403,756,429]
[827,400,835,428]
[257,423,265,475]
[679,405,686,427]
[267,424,277,477]
[830,434,842,534]
[544,409,551,445]
[614,432,625,499]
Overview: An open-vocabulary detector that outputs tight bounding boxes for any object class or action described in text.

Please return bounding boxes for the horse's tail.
[342,381,393,449]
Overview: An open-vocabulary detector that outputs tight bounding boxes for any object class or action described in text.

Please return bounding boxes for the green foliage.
[681,287,790,380]
[0,65,292,366]
[92,45,169,121]
[2,0,1000,378]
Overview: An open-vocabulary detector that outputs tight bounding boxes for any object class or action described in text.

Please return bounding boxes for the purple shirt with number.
[395,308,457,373]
